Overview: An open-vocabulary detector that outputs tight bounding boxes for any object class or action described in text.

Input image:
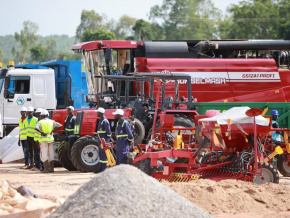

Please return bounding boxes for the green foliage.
[81,29,115,42]
[149,0,221,40]
[222,0,280,39]
[132,19,155,40]
[278,0,290,40]
[0,49,3,62]
[76,10,112,40]
[30,45,46,62]
[13,21,39,63]
[114,15,136,39]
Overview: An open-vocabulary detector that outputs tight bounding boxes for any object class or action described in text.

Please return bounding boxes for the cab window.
[7,76,30,98]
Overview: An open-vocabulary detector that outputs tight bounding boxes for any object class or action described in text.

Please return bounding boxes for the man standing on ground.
[113,109,133,165]
[18,107,29,169]
[36,110,62,173]
[34,108,43,171]
[96,107,111,172]
[24,106,38,170]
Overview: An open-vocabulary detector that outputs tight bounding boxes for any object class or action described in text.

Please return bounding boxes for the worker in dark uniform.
[96,107,111,172]
[64,106,76,136]
[271,110,281,142]
[113,109,133,165]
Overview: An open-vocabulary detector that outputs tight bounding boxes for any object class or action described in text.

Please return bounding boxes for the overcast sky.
[0,0,238,37]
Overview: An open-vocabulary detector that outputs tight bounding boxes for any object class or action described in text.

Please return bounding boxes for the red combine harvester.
[72,39,290,103]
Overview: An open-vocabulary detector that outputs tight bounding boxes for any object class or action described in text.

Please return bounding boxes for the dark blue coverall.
[97,116,112,172]
[116,118,133,165]
[64,115,76,136]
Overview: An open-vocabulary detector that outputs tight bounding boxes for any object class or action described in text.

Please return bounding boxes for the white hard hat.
[66,106,74,111]
[96,107,105,114]
[20,107,27,112]
[112,109,124,116]
[27,106,34,112]
[40,109,49,116]
[35,108,43,113]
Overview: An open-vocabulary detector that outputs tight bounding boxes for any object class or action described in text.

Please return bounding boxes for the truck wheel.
[137,159,163,176]
[195,125,210,148]
[71,136,100,172]
[253,163,279,184]
[133,118,145,146]
[147,114,195,141]
[58,141,77,171]
[277,154,290,177]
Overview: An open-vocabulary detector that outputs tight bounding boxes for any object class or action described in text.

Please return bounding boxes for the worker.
[96,107,112,172]
[34,108,43,171]
[23,106,39,170]
[64,106,76,136]
[113,109,133,165]
[18,107,30,169]
[36,109,62,173]
[271,110,281,142]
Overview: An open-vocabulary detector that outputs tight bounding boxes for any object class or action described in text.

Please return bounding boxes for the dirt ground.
[1,163,290,217]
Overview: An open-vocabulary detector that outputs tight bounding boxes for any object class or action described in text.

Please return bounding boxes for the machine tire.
[71,136,100,173]
[147,114,195,141]
[58,141,77,171]
[133,118,145,146]
[195,125,210,148]
[138,159,163,176]
[253,163,279,184]
[277,154,290,177]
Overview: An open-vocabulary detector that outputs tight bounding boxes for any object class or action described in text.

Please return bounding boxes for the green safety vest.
[34,121,41,142]
[23,117,38,138]
[39,119,54,143]
[65,116,75,132]
[19,118,27,140]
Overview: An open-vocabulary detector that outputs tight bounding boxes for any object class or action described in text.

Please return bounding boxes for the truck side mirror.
[4,76,10,89]
[3,76,10,99]
[105,48,112,61]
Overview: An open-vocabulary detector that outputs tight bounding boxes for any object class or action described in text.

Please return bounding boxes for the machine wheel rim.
[282,160,290,173]
[254,168,274,184]
[81,144,99,166]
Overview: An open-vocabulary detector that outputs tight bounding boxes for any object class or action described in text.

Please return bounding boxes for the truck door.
[3,76,32,124]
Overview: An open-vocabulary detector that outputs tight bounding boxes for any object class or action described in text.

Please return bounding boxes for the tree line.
[0,0,289,65]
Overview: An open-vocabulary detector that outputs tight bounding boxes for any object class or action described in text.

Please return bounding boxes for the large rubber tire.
[147,114,195,141]
[132,118,145,146]
[195,125,210,148]
[277,154,290,177]
[71,136,100,173]
[58,141,77,171]
[253,163,279,184]
[137,159,164,176]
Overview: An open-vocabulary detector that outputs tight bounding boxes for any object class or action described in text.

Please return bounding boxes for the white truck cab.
[0,67,56,137]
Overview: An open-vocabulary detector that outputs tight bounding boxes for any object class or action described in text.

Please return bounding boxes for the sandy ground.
[2,163,290,217]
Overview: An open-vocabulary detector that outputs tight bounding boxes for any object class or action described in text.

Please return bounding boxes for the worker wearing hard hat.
[23,106,39,170]
[96,107,112,172]
[18,107,30,169]
[36,109,62,173]
[64,106,76,136]
[271,110,281,142]
[113,109,133,165]
[34,108,44,171]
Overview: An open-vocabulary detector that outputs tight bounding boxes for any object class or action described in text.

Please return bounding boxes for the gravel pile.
[48,165,211,218]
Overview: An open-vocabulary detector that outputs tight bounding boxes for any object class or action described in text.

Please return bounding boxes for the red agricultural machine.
[132,105,288,184]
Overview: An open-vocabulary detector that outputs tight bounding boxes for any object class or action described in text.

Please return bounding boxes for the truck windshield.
[83,50,117,76]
